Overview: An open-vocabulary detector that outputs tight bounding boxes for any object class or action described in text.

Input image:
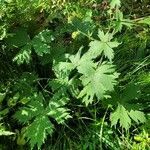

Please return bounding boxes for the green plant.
[0,0,150,149]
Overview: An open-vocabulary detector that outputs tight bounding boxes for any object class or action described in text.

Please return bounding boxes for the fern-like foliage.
[13,44,31,64]
[25,116,54,149]
[14,92,71,149]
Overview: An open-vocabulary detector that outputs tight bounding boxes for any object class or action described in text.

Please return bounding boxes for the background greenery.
[0,0,150,150]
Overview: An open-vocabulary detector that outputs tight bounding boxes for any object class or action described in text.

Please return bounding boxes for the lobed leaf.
[78,63,119,106]
[25,116,54,150]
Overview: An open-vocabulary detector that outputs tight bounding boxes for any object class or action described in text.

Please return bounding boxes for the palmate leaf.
[69,47,82,67]
[88,30,120,61]
[77,58,96,76]
[13,29,54,64]
[110,104,146,131]
[129,110,146,124]
[109,83,146,130]
[68,42,119,105]
[53,61,74,79]
[48,62,73,123]
[78,62,119,106]
[110,104,131,130]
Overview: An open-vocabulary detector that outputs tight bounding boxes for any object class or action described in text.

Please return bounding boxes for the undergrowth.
[0,0,150,150]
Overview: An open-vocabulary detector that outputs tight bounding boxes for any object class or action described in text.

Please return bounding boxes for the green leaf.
[53,61,74,79]
[7,92,20,107]
[121,83,140,102]
[88,30,120,61]
[98,30,113,42]
[37,29,54,43]
[71,16,94,35]
[129,110,146,124]
[110,104,131,130]
[14,72,37,97]
[114,10,133,32]
[0,130,15,136]
[78,63,119,106]
[77,59,96,76]
[0,26,6,40]
[69,46,82,67]
[14,94,44,123]
[69,47,97,76]
[87,40,103,59]
[32,30,53,56]
[32,36,50,56]
[25,116,54,150]
[14,91,71,149]
[110,104,146,130]
[106,83,141,106]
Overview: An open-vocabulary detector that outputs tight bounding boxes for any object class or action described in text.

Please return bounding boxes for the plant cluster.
[0,0,150,149]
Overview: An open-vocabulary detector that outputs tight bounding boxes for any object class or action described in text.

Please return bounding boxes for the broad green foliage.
[67,30,120,105]
[88,30,120,61]
[6,28,30,48]
[133,130,150,150]
[78,63,119,105]
[0,0,149,149]
[110,104,146,131]
[113,10,133,32]
[109,83,146,130]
